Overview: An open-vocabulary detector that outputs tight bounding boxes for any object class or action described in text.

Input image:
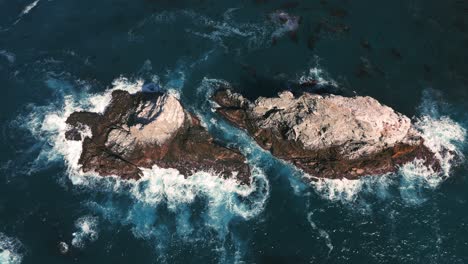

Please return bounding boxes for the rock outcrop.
[65,90,251,184]
[213,89,440,180]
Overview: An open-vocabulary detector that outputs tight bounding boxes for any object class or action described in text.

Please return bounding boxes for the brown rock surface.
[65,90,251,184]
[213,89,440,180]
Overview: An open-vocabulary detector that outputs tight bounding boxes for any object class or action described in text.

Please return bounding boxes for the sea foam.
[12,0,41,26]
[71,216,99,249]
[0,233,23,264]
[296,65,339,88]
[21,0,40,16]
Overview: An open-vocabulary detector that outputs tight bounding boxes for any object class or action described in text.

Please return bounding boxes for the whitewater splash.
[19,75,269,261]
[296,64,340,88]
[71,216,99,249]
[311,89,467,204]
[0,233,23,264]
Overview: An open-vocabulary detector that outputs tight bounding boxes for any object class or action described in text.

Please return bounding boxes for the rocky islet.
[65,85,443,184]
[212,88,441,181]
[65,89,251,184]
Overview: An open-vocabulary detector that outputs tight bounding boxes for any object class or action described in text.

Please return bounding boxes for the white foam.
[297,65,339,88]
[110,77,143,95]
[307,212,333,254]
[21,0,40,16]
[398,159,435,204]
[415,115,466,177]
[71,216,99,249]
[312,177,364,202]
[131,165,268,235]
[13,0,40,25]
[0,233,23,264]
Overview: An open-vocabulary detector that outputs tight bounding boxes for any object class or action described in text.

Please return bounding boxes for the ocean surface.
[0,1,468,263]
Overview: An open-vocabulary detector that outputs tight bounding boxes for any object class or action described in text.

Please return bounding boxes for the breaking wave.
[0,233,23,264]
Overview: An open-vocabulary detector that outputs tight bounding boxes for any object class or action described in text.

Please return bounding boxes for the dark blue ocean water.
[1,1,468,263]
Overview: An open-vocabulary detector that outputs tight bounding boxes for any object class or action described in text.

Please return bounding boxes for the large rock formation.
[213,89,440,180]
[65,90,251,184]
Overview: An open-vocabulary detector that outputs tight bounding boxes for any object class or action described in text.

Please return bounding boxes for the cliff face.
[213,89,440,180]
[65,90,251,184]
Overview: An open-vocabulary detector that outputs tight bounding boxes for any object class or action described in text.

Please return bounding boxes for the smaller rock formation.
[65,90,251,184]
[58,242,69,255]
[269,11,300,43]
[213,89,440,180]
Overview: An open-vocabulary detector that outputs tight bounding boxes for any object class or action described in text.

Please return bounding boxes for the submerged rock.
[213,89,440,181]
[269,10,300,43]
[58,242,69,255]
[65,90,250,184]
